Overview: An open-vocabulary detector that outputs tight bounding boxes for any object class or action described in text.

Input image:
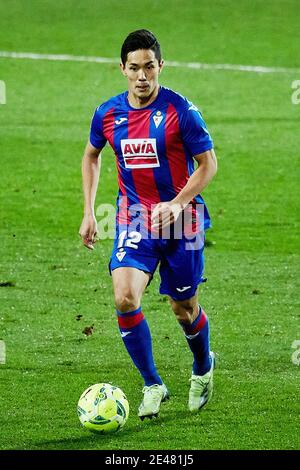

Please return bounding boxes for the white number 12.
[117,230,142,250]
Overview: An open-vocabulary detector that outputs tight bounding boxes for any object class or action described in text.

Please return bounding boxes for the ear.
[120,62,127,76]
[158,59,164,73]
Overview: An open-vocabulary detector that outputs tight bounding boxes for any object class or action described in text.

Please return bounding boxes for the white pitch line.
[0,50,299,74]
[0,51,120,65]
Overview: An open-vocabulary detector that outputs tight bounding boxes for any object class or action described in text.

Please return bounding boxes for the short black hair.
[121,29,162,66]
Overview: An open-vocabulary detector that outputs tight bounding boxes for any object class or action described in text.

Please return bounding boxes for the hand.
[151,201,183,231]
[79,214,98,250]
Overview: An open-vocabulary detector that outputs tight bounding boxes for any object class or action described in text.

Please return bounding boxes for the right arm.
[79,142,101,250]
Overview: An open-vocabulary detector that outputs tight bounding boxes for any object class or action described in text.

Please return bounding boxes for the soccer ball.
[77,383,129,434]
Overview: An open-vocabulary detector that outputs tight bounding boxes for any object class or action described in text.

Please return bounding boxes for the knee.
[170,299,196,324]
[115,289,140,313]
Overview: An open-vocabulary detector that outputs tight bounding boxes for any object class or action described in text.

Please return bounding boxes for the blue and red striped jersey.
[90,86,213,230]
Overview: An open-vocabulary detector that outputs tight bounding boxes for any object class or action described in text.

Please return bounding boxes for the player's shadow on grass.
[30,424,156,449]
[32,421,168,449]
[32,410,210,449]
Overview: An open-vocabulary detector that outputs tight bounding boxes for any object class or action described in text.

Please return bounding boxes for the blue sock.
[179,307,211,375]
[117,307,163,386]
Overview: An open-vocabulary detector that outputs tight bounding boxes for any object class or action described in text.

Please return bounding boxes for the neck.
[128,85,160,109]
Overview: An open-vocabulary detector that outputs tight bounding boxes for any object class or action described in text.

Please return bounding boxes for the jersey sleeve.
[89,107,107,150]
[180,101,213,157]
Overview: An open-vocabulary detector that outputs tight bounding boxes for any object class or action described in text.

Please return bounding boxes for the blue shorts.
[109,228,206,301]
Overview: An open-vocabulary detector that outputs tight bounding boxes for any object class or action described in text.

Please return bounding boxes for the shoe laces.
[142,384,163,399]
[189,375,209,391]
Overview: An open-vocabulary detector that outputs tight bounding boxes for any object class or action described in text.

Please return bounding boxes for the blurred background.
[0,0,299,451]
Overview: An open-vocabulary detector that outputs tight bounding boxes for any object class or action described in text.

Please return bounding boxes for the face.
[120,49,163,104]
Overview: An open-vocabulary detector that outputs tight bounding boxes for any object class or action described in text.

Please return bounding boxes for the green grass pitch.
[0,0,299,450]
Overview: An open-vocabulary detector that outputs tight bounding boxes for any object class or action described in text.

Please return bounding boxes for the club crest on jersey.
[153,111,163,128]
[121,138,160,169]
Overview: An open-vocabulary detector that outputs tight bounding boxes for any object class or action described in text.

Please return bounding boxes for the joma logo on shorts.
[121,138,160,169]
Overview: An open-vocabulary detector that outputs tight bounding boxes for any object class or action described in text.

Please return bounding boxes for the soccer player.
[79,30,218,419]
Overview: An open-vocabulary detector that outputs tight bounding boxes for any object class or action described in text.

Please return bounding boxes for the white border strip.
[0,50,299,74]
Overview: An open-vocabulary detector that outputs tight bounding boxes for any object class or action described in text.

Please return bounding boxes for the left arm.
[173,149,217,208]
[151,149,217,230]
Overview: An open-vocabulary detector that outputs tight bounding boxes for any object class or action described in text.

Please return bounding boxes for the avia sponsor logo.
[121,138,160,169]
